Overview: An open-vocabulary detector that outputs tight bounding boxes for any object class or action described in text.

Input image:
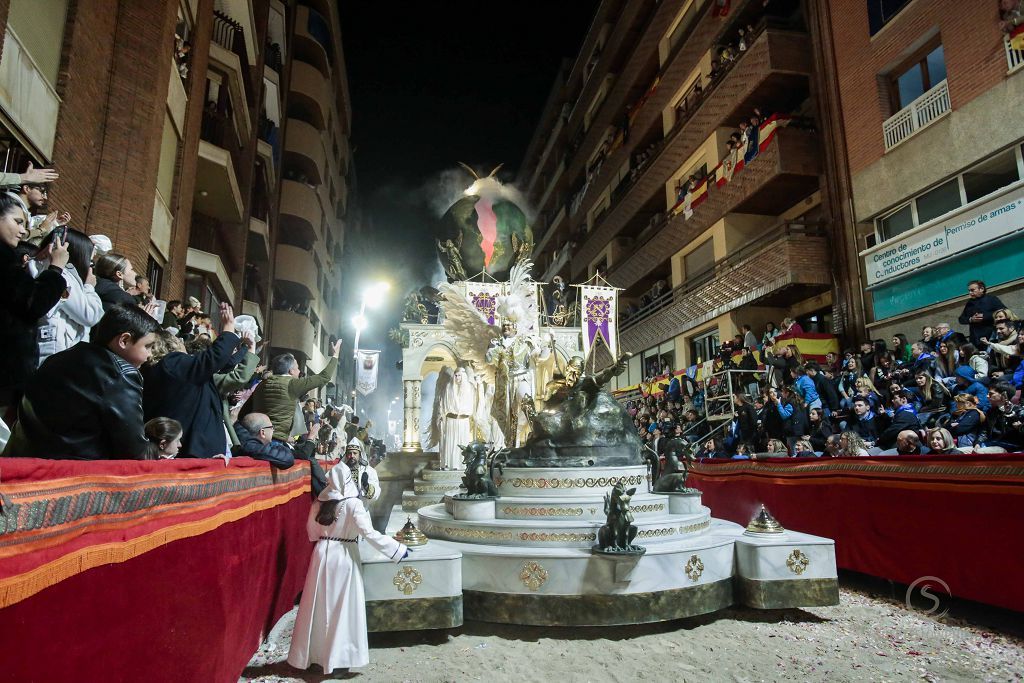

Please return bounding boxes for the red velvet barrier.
[689,455,1024,612]
[0,460,313,683]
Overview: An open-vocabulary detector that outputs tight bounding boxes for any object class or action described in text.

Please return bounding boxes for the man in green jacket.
[248,339,341,442]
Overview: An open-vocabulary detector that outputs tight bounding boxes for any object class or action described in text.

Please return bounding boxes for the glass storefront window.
[880,204,914,240]
[915,178,961,224]
[963,148,1020,203]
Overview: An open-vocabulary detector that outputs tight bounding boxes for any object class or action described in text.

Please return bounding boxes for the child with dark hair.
[144,417,183,459]
[3,304,159,459]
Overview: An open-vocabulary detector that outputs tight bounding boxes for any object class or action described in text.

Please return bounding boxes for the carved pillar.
[402,379,422,452]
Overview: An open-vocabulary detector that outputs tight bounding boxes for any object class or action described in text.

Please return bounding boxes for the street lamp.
[350,281,390,412]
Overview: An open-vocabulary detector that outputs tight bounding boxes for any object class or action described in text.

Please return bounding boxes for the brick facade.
[828,0,1008,176]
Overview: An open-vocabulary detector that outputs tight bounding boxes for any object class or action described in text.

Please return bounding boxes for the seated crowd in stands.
[0,166,373,484]
[626,284,1023,459]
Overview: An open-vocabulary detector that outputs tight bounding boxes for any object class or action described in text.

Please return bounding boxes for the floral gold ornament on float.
[393,566,422,595]
[685,555,705,582]
[519,560,549,591]
[786,549,810,575]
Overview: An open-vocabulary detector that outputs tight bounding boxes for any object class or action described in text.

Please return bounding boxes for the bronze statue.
[593,482,645,555]
[508,353,640,468]
[454,441,505,499]
[650,438,696,493]
[437,238,468,282]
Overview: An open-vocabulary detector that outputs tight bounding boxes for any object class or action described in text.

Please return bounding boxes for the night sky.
[335,2,598,426]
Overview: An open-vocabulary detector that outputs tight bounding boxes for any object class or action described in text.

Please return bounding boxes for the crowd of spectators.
[625,283,1023,459]
[0,167,377,488]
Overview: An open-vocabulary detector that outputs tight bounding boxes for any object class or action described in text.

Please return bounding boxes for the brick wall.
[49,0,179,281]
[829,0,1008,176]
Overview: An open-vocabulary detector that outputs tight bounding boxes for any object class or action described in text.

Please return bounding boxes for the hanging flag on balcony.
[713,113,793,188]
[579,284,619,360]
[1010,24,1024,51]
[465,282,502,326]
[669,177,710,219]
[356,350,380,396]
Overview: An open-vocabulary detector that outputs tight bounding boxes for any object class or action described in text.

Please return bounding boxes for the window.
[690,329,720,365]
[683,238,715,281]
[867,0,912,36]
[147,256,164,298]
[963,148,1020,203]
[879,204,914,240]
[876,145,1024,242]
[915,178,960,224]
[892,44,946,110]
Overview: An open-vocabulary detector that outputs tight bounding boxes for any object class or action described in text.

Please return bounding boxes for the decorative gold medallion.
[786,549,810,575]
[684,554,704,582]
[519,560,549,591]
[393,566,422,595]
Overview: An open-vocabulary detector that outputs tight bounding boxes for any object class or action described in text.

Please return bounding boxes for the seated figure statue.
[507,353,642,468]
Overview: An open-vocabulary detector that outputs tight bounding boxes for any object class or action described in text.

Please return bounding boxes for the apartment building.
[0,0,351,374]
[823,0,1024,341]
[518,0,858,387]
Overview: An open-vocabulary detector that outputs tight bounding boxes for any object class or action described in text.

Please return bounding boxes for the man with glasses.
[233,412,296,468]
[15,182,71,246]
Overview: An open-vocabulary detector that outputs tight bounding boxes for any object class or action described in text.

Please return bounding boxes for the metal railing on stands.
[619,221,827,331]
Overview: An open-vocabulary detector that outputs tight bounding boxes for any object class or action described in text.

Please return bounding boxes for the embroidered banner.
[465,282,502,326]
[356,350,380,396]
[580,285,618,359]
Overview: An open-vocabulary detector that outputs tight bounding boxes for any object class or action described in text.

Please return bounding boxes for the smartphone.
[53,225,68,242]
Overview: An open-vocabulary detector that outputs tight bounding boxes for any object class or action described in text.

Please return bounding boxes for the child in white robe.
[287,463,408,674]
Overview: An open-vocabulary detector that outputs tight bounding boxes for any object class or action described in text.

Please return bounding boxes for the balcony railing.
[265,41,283,74]
[620,221,828,333]
[1006,36,1024,74]
[882,79,950,151]
[212,10,251,100]
[200,107,229,147]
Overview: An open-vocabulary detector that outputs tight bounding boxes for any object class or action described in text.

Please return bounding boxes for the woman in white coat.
[30,229,103,365]
[288,462,409,675]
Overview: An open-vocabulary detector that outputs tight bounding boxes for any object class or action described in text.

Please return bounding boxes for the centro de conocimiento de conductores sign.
[861,184,1024,287]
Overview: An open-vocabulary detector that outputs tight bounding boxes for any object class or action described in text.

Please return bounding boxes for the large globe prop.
[439,191,533,281]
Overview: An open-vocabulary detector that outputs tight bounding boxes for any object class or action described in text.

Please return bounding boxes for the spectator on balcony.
[877,389,921,450]
[909,342,936,375]
[142,304,242,458]
[741,324,759,351]
[808,407,833,453]
[744,115,761,163]
[920,325,935,347]
[129,275,152,306]
[891,333,913,364]
[959,280,1005,346]
[4,305,158,459]
[837,431,870,457]
[94,252,140,312]
[935,339,960,379]
[953,366,990,412]
[144,417,183,459]
[762,343,800,388]
[911,371,950,421]
[790,365,820,410]
[981,319,1020,374]
[980,382,1024,451]
[927,427,962,455]
[30,229,104,367]
[837,356,864,409]
[933,322,967,350]
[858,340,877,376]
[0,192,69,421]
[959,343,990,379]
[0,162,58,190]
[781,317,804,335]
[805,361,840,415]
[849,396,883,446]
[246,340,341,442]
[13,180,70,246]
[948,394,985,448]
[233,413,296,468]
[162,300,184,330]
[853,376,883,412]
[761,321,780,348]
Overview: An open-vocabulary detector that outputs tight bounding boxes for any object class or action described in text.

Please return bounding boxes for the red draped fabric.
[0,458,313,682]
[689,455,1024,612]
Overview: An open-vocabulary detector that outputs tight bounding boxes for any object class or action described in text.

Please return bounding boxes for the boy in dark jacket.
[4,305,159,459]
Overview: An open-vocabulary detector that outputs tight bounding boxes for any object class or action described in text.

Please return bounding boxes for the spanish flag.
[772,332,840,363]
[1011,24,1024,51]
[668,177,710,219]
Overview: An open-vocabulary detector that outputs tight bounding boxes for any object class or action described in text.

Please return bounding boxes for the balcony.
[279,179,321,247]
[882,79,951,151]
[283,118,326,186]
[618,222,831,353]
[194,140,244,222]
[242,298,265,333]
[608,127,821,290]
[209,11,252,142]
[248,216,270,262]
[1006,36,1024,74]
[572,25,813,275]
[186,247,237,303]
[294,5,332,79]
[289,59,330,131]
[274,243,319,299]
[271,309,315,360]
[0,28,61,158]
